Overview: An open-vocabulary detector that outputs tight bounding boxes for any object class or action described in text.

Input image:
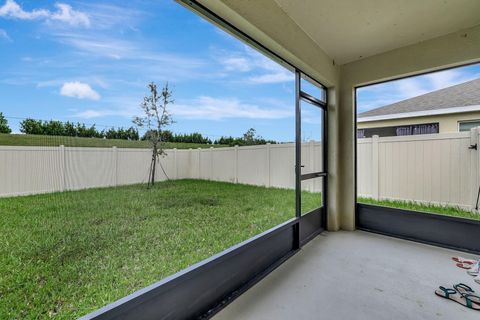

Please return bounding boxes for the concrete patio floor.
[214,231,479,320]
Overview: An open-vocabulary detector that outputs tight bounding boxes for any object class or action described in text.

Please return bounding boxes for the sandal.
[435,286,480,310]
[453,283,475,296]
[453,284,480,306]
[467,260,480,276]
[452,256,478,264]
[457,262,474,270]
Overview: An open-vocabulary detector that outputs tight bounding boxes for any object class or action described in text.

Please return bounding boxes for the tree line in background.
[144,130,213,144]
[0,113,278,146]
[214,128,277,146]
[148,128,276,146]
[18,118,140,140]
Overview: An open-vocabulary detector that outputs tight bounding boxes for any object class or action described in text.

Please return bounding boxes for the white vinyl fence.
[0,141,323,198]
[0,146,174,197]
[358,127,480,211]
[1,129,480,211]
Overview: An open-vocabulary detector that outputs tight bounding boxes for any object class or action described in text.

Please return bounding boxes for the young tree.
[0,112,11,134]
[243,128,257,145]
[133,82,174,187]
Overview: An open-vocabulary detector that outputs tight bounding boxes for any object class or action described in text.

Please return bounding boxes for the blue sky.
[1,1,478,142]
[357,63,480,114]
[0,0,303,141]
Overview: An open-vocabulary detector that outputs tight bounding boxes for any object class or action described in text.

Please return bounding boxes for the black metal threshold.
[80,210,325,320]
[357,203,480,255]
[200,248,298,319]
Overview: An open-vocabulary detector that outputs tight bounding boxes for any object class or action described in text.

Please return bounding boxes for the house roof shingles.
[358,78,480,118]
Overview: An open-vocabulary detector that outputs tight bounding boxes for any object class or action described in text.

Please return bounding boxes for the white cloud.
[72,108,136,119]
[60,81,100,100]
[216,45,294,84]
[0,0,49,19]
[174,96,292,120]
[0,28,10,41]
[54,34,134,59]
[50,33,211,82]
[54,33,206,69]
[71,3,143,30]
[72,107,133,119]
[396,78,429,98]
[243,47,294,84]
[72,110,104,119]
[424,69,478,91]
[69,95,293,122]
[248,71,294,84]
[0,0,89,27]
[220,56,252,72]
[50,3,90,27]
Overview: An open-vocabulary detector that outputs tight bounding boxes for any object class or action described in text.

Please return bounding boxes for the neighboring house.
[357,78,480,138]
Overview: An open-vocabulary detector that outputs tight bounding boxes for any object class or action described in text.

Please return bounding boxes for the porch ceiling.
[273,0,480,65]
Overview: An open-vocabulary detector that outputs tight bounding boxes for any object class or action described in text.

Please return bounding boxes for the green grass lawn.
[358,197,480,221]
[0,180,320,319]
[0,133,227,149]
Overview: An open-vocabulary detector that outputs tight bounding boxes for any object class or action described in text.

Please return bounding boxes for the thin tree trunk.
[151,143,157,186]
[147,157,153,188]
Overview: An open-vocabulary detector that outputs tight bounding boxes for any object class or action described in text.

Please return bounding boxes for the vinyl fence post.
[266,143,271,187]
[197,148,201,179]
[188,148,192,178]
[112,146,118,187]
[60,145,66,192]
[477,127,480,212]
[309,140,315,192]
[210,147,214,181]
[470,127,480,211]
[234,145,239,184]
[173,148,178,180]
[372,135,380,200]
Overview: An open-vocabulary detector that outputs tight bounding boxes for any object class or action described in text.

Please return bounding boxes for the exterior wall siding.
[358,111,480,133]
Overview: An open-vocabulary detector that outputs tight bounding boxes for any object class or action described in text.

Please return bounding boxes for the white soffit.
[273,0,480,65]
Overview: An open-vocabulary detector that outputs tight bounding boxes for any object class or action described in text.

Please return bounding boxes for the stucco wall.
[358,111,480,133]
